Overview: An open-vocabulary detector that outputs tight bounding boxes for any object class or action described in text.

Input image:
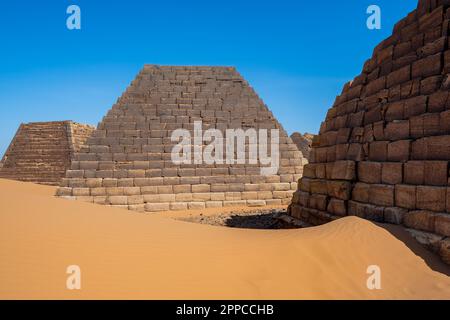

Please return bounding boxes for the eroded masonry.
[289,0,450,264]
[57,66,305,211]
[0,121,95,186]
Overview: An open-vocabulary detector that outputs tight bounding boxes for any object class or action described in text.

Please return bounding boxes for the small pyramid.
[0,121,95,186]
[290,132,314,161]
[57,66,306,211]
[289,0,450,264]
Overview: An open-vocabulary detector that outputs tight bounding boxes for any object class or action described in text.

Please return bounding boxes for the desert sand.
[0,178,449,300]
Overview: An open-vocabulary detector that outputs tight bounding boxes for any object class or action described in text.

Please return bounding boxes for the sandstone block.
[369,184,395,207]
[385,121,410,141]
[108,196,128,205]
[404,161,425,184]
[423,161,448,186]
[145,203,170,212]
[188,202,206,210]
[416,186,446,212]
[358,162,382,184]
[331,160,356,180]
[369,141,388,161]
[352,183,370,203]
[327,180,352,200]
[223,200,246,207]
[387,140,411,162]
[247,200,266,207]
[435,213,450,237]
[385,207,408,225]
[170,202,188,210]
[395,184,417,209]
[327,198,347,216]
[381,163,403,185]
[403,210,436,233]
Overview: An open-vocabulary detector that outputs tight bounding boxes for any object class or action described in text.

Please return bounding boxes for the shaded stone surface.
[288,0,450,264]
[290,132,314,161]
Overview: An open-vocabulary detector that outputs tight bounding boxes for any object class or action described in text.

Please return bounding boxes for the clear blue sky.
[0,0,417,156]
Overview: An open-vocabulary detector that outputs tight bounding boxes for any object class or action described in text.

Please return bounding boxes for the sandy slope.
[0,179,449,300]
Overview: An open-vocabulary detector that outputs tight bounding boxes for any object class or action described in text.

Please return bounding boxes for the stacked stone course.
[57,66,305,212]
[0,121,95,186]
[289,0,450,264]
[290,132,314,161]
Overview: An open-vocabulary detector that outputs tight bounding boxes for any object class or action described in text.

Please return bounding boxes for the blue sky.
[0,0,417,156]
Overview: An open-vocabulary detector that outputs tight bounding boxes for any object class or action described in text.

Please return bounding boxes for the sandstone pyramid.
[290,132,314,161]
[57,66,305,212]
[289,0,450,264]
[0,121,95,186]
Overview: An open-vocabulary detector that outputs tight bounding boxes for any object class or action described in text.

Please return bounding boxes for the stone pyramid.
[290,132,314,161]
[289,0,450,264]
[0,121,95,185]
[57,66,305,212]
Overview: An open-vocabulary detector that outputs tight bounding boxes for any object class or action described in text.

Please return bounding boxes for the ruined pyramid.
[0,121,95,186]
[289,0,450,264]
[57,66,305,212]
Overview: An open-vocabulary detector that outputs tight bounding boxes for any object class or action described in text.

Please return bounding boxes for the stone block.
[352,183,370,203]
[369,184,395,207]
[358,162,382,184]
[385,121,410,141]
[145,203,170,212]
[168,202,187,210]
[385,207,408,225]
[188,202,206,210]
[381,162,403,185]
[327,180,352,200]
[403,210,436,233]
[387,140,411,162]
[412,53,442,78]
[404,161,425,184]
[331,160,356,180]
[327,198,347,216]
[416,186,446,212]
[395,184,417,210]
[435,213,450,237]
[412,136,450,160]
[404,95,427,118]
[424,161,448,186]
[369,141,388,161]
[108,196,128,205]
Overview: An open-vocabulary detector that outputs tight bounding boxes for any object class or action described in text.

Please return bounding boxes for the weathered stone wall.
[288,0,450,264]
[67,122,96,153]
[0,121,95,186]
[57,66,306,212]
[290,132,314,161]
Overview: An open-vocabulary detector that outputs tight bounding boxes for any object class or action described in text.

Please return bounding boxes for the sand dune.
[0,179,449,300]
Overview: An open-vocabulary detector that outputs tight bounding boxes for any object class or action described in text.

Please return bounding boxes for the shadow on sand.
[379,223,450,277]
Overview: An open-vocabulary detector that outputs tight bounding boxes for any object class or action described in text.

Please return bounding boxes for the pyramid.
[290,132,314,161]
[289,0,450,264]
[57,66,305,212]
[0,121,95,185]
